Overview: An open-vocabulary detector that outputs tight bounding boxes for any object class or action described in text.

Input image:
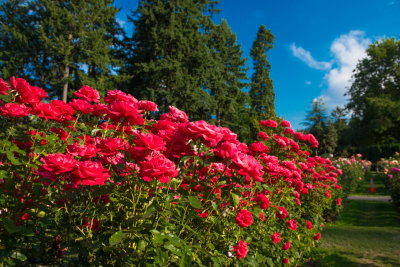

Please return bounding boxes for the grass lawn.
[352,171,390,196]
[305,199,400,266]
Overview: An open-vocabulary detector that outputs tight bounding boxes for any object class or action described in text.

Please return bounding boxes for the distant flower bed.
[377,153,400,209]
[332,154,371,197]
[0,77,341,266]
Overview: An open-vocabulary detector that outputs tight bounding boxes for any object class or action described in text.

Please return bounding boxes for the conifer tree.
[124,0,219,119]
[207,19,248,127]
[249,25,275,119]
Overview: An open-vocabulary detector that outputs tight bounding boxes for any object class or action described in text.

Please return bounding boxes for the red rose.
[129,133,166,161]
[74,161,110,186]
[160,106,188,123]
[271,232,281,244]
[21,213,30,221]
[186,120,224,147]
[257,131,269,140]
[235,209,253,228]
[40,153,76,174]
[107,100,144,125]
[306,220,313,230]
[104,90,138,104]
[255,193,270,209]
[282,258,289,264]
[69,99,93,114]
[280,120,291,128]
[260,119,278,128]
[0,78,10,95]
[0,103,29,117]
[138,100,158,112]
[96,137,125,156]
[74,85,100,103]
[233,240,248,259]
[337,197,342,206]
[82,217,100,231]
[276,206,288,219]
[287,219,298,230]
[139,154,178,183]
[282,241,290,250]
[314,233,321,240]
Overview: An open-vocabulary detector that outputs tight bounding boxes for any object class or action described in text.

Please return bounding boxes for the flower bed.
[0,77,341,266]
[377,153,400,210]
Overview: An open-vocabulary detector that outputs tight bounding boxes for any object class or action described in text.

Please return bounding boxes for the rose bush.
[377,153,400,210]
[0,77,342,266]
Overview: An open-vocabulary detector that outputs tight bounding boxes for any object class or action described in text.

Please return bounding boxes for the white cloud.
[321,30,371,108]
[305,81,311,85]
[290,43,333,70]
[116,18,126,28]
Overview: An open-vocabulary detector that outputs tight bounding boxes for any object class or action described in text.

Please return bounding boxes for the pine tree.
[303,97,337,155]
[249,25,275,119]
[207,19,248,127]
[123,0,219,119]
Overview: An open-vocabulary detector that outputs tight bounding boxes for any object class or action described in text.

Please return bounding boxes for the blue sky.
[114,0,400,130]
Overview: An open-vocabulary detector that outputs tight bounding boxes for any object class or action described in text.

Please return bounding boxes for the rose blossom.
[282,241,291,251]
[40,153,76,174]
[287,219,298,230]
[233,240,248,259]
[271,232,281,244]
[139,154,178,183]
[255,193,270,209]
[74,85,100,103]
[73,160,110,186]
[276,206,288,219]
[314,233,321,240]
[306,220,313,230]
[235,209,253,228]
[0,103,29,117]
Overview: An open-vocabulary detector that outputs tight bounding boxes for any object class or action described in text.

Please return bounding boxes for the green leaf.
[109,231,125,246]
[138,240,147,251]
[231,193,240,207]
[266,257,274,267]
[180,253,192,267]
[10,251,27,261]
[188,196,202,209]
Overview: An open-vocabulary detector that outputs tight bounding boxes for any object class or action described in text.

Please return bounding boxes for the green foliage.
[346,37,400,147]
[249,25,275,120]
[123,0,220,120]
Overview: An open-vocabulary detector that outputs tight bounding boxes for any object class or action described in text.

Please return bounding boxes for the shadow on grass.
[335,200,400,227]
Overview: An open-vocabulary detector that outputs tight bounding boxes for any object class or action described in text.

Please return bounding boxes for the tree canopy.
[346,37,400,146]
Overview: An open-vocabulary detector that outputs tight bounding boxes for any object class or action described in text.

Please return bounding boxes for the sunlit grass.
[305,197,400,266]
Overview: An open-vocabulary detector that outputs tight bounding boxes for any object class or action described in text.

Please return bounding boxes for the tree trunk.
[62,64,69,103]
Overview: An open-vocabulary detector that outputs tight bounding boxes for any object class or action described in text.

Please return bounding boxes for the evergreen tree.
[303,97,337,155]
[0,0,123,101]
[124,0,219,119]
[249,25,275,119]
[206,19,248,127]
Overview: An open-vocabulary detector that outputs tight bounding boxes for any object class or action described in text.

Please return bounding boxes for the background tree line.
[0,0,276,143]
[302,37,400,160]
